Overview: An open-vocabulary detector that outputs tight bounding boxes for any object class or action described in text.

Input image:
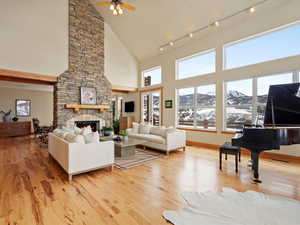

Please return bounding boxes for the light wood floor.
[1,137,300,225]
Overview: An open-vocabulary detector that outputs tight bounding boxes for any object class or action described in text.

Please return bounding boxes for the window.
[256,72,293,124]
[225,79,252,130]
[177,84,216,129]
[176,50,216,79]
[224,72,294,130]
[224,22,300,70]
[142,67,161,87]
[141,90,161,126]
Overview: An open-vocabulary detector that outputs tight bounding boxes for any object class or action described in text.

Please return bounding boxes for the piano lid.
[264,83,300,127]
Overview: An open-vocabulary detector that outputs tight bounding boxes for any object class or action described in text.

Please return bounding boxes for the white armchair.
[48,133,114,180]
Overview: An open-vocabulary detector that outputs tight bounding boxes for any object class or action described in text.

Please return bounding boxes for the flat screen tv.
[264,83,300,127]
[125,101,135,113]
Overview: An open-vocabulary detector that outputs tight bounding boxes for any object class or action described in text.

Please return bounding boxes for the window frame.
[223,21,300,70]
[141,66,162,87]
[176,83,217,131]
[176,48,216,80]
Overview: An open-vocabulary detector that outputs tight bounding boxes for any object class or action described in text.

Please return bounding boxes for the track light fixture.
[158,0,268,52]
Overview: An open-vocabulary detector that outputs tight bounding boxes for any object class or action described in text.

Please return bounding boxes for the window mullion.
[253,77,257,125]
[194,87,197,128]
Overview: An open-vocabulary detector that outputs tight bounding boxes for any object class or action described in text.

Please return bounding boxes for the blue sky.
[178,22,300,96]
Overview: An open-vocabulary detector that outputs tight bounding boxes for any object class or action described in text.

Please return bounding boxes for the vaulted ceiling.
[91,0,286,62]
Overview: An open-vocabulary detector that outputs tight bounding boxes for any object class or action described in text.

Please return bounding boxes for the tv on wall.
[125,101,135,113]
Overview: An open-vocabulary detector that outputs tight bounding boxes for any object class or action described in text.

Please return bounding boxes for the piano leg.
[252,152,262,183]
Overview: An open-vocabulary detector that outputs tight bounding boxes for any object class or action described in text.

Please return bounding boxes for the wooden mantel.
[65,104,110,113]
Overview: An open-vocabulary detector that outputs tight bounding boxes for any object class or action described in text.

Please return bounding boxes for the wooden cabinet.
[120,116,135,131]
[0,121,31,137]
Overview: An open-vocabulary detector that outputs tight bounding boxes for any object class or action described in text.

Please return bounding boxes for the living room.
[1,0,300,224]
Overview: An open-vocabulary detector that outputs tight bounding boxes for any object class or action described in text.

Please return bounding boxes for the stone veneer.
[54,0,112,128]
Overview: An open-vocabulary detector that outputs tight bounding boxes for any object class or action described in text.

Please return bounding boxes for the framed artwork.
[80,87,97,105]
[16,99,31,117]
[165,100,173,109]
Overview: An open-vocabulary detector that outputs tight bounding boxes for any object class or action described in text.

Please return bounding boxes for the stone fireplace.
[54,0,112,128]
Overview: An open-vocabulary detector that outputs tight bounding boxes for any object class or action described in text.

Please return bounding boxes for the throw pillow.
[82,126,92,136]
[132,122,139,133]
[139,124,152,134]
[84,132,100,144]
[74,126,82,135]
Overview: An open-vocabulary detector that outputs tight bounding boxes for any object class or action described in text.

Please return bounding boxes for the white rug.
[163,188,300,225]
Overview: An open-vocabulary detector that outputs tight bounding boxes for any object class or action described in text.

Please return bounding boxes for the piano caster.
[252,177,262,184]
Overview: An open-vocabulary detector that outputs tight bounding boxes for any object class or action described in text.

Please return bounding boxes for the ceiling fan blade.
[96,1,112,5]
[122,3,136,11]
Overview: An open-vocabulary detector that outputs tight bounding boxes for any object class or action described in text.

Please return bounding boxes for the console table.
[0,121,31,137]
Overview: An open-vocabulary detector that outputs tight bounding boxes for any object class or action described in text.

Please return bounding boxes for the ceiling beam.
[0,68,57,85]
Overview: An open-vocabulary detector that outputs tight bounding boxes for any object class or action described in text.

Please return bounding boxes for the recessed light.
[159,47,164,51]
[169,42,174,46]
[189,33,193,38]
[214,21,220,27]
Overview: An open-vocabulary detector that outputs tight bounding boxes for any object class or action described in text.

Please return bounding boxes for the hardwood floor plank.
[0,137,300,225]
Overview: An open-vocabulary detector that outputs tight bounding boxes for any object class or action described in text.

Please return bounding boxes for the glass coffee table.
[100,136,146,158]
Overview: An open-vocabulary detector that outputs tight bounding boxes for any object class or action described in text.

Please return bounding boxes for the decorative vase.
[3,114,12,122]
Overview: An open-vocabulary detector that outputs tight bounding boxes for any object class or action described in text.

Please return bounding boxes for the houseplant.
[119,130,129,141]
[102,126,114,137]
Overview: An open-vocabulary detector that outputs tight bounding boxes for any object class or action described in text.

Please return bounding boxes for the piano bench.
[219,142,241,173]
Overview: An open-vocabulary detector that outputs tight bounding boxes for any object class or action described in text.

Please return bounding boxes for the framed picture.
[80,87,97,105]
[16,99,31,117]
[165,100,173,109]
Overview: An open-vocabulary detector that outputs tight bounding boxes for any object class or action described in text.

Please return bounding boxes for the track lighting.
[158,0,268,52]
[249,7,255,13]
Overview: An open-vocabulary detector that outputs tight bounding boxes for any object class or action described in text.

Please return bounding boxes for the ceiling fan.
[96,0,136,16]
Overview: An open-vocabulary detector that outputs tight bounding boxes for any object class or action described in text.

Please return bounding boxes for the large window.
[224,22,300,70]
[176,50,216,80]
[142,66,161,87]
[224,72,294,130]
[177,84,216,129]
[225,79,253,130]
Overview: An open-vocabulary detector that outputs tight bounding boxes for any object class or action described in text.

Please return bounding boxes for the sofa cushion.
[65,134,85,144]
[161,127,177,138]
[129,133,165,144]
[84,132,100,144]
[139,124,152,134]
[150,126,166,137]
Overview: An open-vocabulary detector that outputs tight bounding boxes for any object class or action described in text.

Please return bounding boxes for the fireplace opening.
[75,120,100,132]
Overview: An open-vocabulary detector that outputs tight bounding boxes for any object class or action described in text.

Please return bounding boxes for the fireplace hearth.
[75,121,100,132]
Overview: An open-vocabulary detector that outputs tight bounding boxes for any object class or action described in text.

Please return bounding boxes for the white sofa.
[126,124,186,155]
[48,133,114,181]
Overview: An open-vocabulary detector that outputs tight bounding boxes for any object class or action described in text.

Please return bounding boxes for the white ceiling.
[92,0,278,61]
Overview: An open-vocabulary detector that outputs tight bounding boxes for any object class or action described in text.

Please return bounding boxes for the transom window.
[176,49,216,80]
[177,84,216,130]
[224,22,300,70]
[142,66,161,87]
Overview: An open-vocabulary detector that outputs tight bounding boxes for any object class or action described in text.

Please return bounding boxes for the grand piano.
[232,83,300,183]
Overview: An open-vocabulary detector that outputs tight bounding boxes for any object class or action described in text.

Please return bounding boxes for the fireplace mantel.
[65,104,110,113]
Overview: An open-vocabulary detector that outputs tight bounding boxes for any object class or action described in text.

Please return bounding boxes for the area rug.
[114,149,165,169]
[163,187,300,225]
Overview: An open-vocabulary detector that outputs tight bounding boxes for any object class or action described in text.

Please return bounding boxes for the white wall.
[0,87,53,127]
[139,1,300,156]
[104,23,139,88]
[0,0,69,76]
